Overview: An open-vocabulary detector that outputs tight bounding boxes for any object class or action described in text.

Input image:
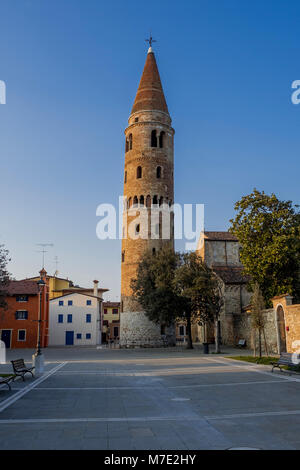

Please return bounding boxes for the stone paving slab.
[0,348,299,449]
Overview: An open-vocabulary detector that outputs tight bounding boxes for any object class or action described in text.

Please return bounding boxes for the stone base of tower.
[120,311,176,348]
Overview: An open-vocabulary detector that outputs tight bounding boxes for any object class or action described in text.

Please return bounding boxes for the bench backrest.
[11,359,26,370]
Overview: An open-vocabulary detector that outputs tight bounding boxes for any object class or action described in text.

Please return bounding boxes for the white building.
[49,288,103,346]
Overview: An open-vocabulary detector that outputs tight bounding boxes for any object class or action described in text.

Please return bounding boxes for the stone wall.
[120,311,175,348]
[272,295,300,354]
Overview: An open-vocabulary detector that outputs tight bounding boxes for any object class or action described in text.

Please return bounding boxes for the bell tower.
[120,44,175,347]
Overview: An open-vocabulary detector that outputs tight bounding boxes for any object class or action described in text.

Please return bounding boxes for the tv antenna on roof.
[54,256,59,277]
[36,243,54,269]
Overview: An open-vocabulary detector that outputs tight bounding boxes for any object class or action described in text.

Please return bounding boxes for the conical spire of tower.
[131,49,169,115]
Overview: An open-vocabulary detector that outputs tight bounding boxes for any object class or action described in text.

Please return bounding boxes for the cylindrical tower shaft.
[120,47,175,347]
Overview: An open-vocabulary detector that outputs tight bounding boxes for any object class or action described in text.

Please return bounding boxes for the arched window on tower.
[127,197,132,209]
[122,251,125,262]
[135,224,140,235]
[151,130,157,147]
[156,166,162,179]
[137,166,142,179]
[129,134,133,150]
[133,196,138,206]
[139,195,144,206]
[153,195,158,205]
[159,196,163,206]
[125,138,129,153]
[159,131,165,148]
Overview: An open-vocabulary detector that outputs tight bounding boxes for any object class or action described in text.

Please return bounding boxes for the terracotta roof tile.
[6,280,39,295]
[204,231,238,242]
[131,51,169,115]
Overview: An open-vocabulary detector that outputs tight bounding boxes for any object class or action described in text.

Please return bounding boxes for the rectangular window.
[104,308,107,314]
[86,314,91,323]
[86,300,91,306]
[18,330,26,341]
[68,300,73,306]
[58,314,63,323]
[86,333,91,339]
[16,295,28,302]
[59,300,64,306]
[113,326,119,338]
[67,314,72,323]
[112,308,118,314]
[77,333,82,339]
[179,325,185,336]
[15,311,28,320]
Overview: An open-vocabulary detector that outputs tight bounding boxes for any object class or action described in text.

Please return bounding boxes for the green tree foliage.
[0,245,10,311]
[230,189,300,304]
[131,245,181,327]
[131,248,223,350]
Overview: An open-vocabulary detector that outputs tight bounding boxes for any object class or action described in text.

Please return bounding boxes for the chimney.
[93,280,99,297]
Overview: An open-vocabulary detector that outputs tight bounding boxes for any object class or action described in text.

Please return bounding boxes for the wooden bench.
[271,353,300,374]
[0,375,15,391]
[11,359,34,381]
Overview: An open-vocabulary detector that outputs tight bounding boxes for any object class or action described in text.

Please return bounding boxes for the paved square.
[1,347,300,449]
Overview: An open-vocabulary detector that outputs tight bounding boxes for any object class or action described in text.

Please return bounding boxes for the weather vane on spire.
[145,34,156,49]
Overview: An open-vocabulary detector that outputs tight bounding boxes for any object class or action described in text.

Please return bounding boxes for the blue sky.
[0,0,299,300]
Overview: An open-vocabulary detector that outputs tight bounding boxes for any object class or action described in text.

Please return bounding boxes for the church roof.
[203,231,238,242]
[131,49,169,115]
[212,266,250,284]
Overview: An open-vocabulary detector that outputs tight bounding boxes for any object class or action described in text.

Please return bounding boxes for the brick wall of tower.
[121,109,174,311]
[120,50,175,347]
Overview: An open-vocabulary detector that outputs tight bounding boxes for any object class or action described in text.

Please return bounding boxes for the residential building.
[102,302,120,343]
[49,281,107,346]
[0,270,49,349]
[26,274,74,300]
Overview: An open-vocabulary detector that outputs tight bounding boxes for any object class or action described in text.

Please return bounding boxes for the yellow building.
[103,302,120,343]
[26,274,74,300]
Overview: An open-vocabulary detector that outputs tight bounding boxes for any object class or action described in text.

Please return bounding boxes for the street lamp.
[36,279,46,355]
[32,278,46,376]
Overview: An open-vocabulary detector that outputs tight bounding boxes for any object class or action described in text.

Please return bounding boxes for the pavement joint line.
[0,362,67,413]
[205,410,300,420]
[205,356,300,383]
[1,409,300,424]
[20,380,289,391]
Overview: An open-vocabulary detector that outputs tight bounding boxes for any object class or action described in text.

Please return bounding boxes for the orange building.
[0,270,49,349]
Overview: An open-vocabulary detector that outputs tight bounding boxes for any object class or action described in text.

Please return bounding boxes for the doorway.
[1,330,11,349]
[276,306,287,353]
[65,331,74,346]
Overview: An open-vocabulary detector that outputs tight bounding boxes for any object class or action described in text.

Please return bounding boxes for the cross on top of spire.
[145,34,156,50]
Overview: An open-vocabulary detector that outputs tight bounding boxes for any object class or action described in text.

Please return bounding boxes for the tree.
[132,247,223,350]
[174,252,221,349]
[0,245,10,312]
[230,189,300,305]
[251,283,266,358]
[131,245,181,328]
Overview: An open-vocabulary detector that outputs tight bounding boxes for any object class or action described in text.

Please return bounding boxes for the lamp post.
[32,278,46,376]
